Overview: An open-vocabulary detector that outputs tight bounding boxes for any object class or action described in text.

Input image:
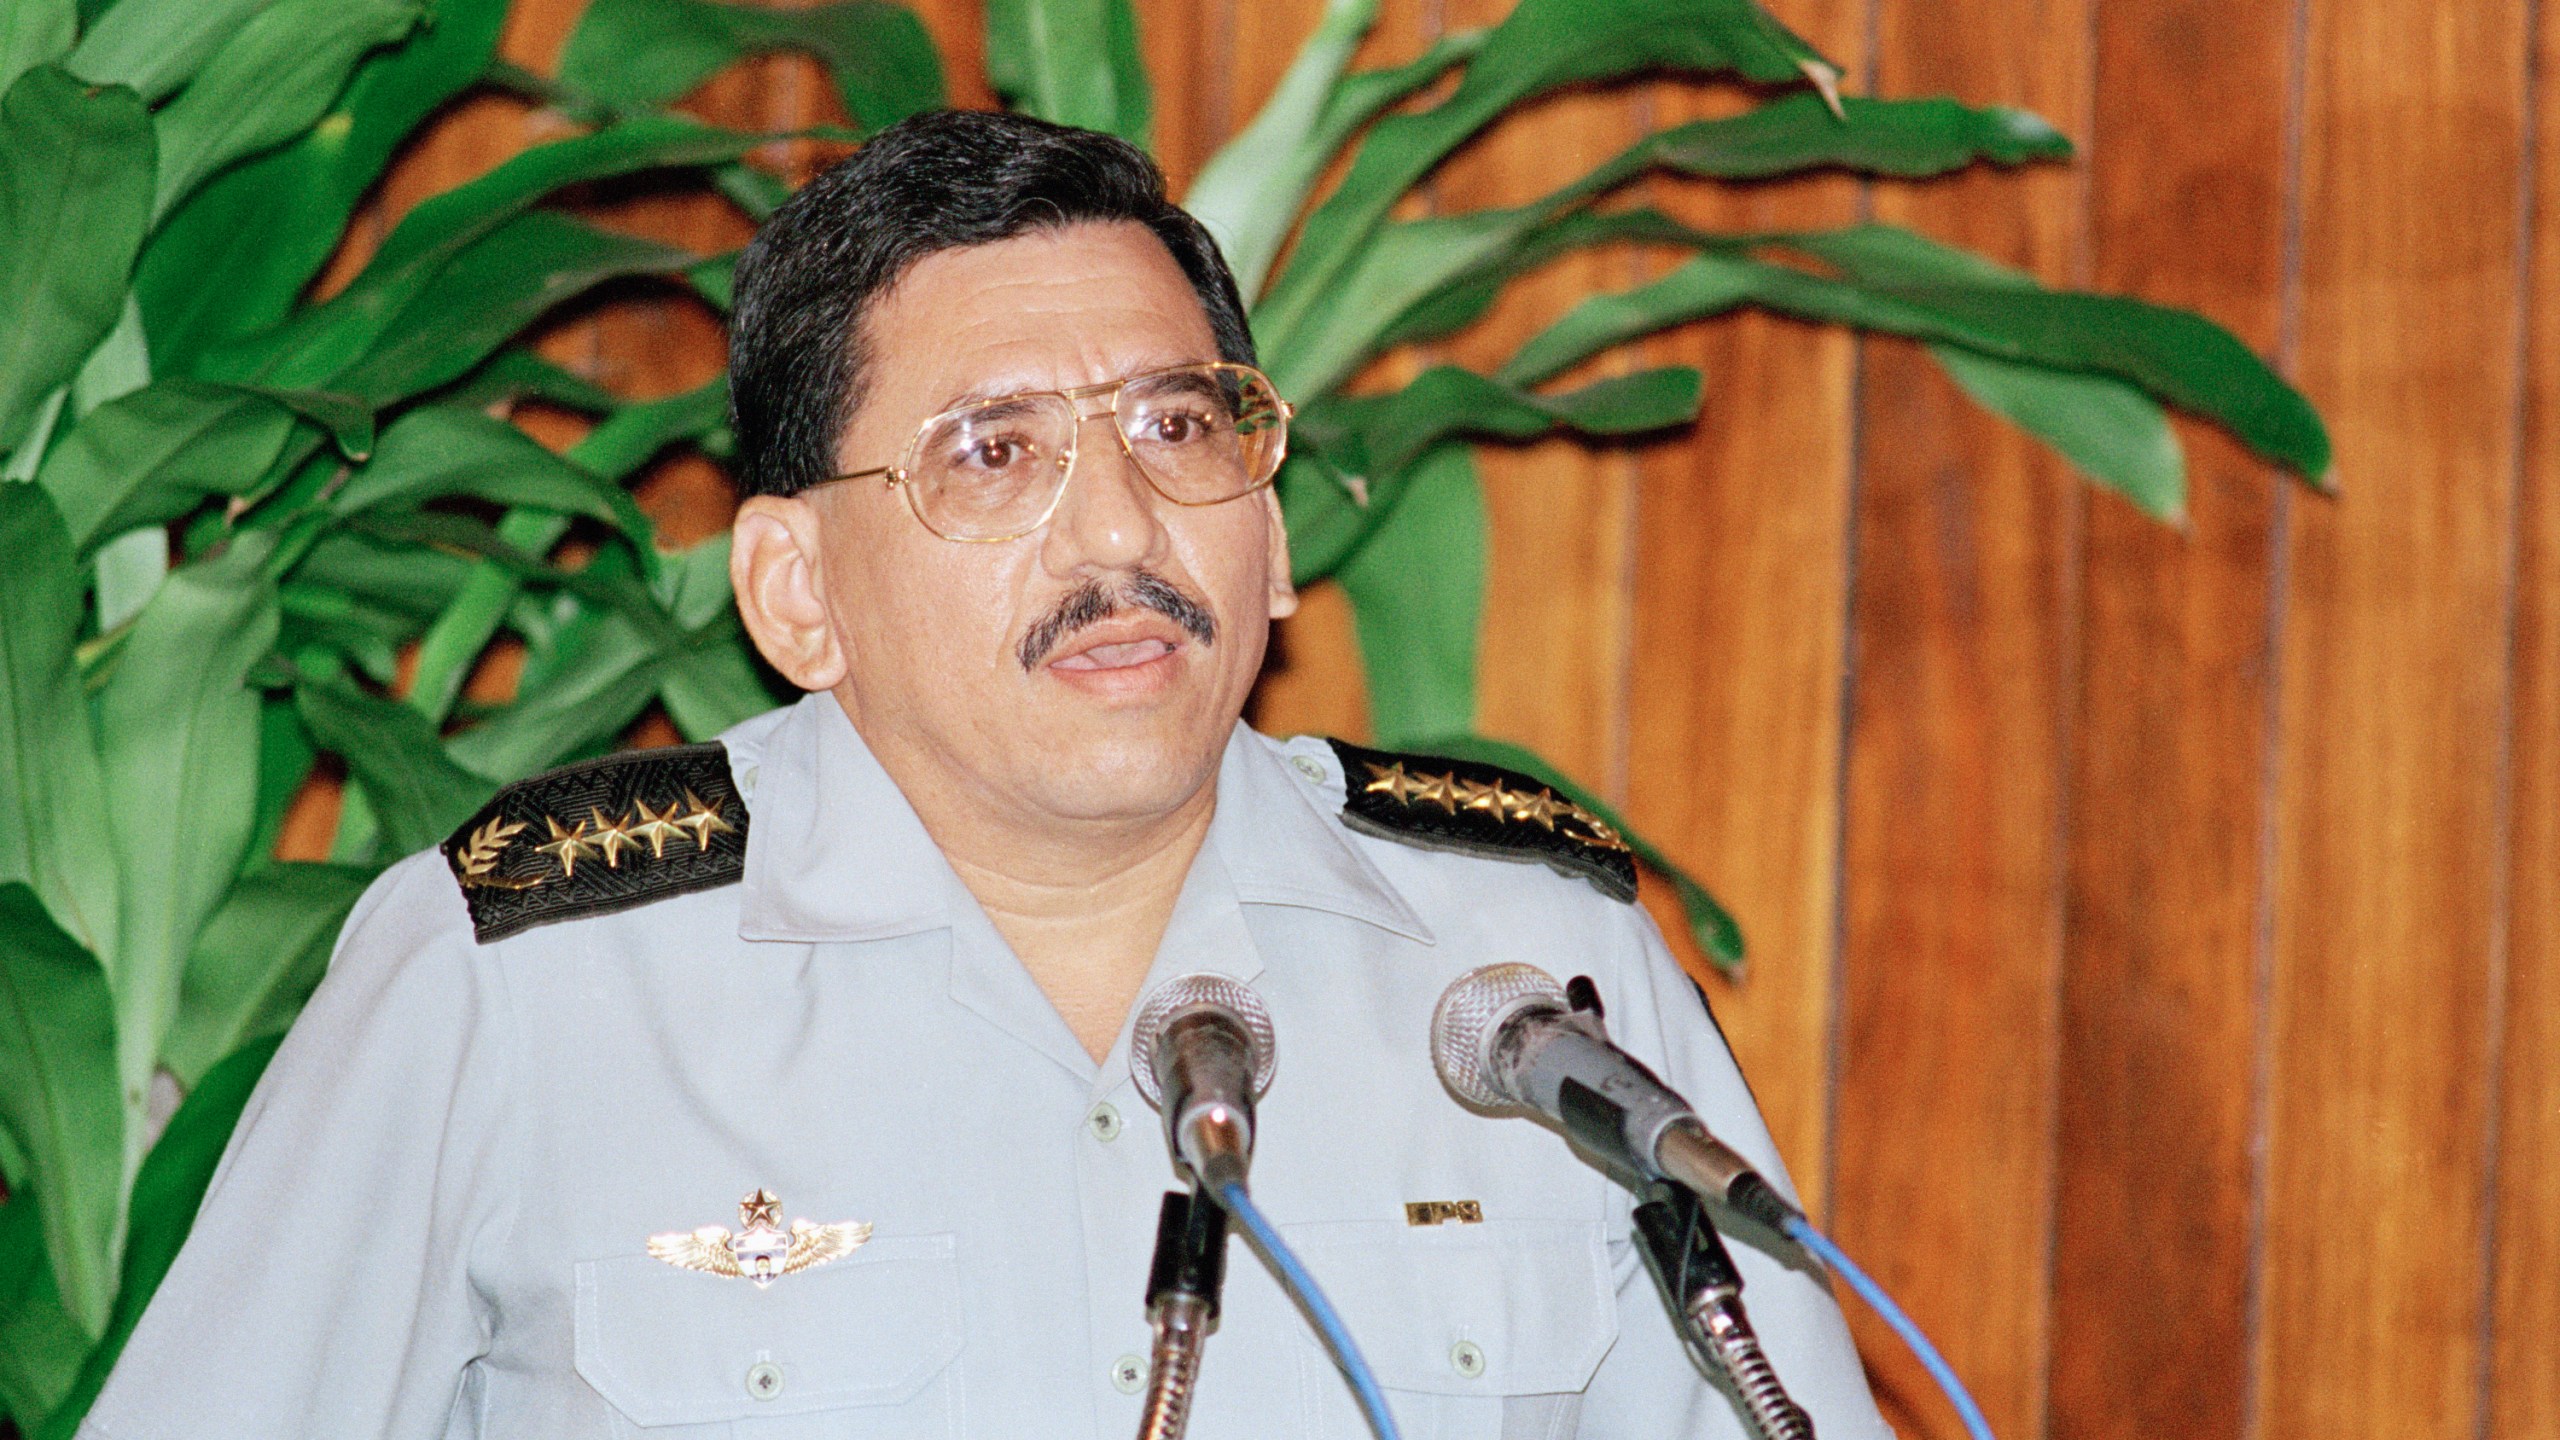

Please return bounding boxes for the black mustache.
[1018,571,1217,671]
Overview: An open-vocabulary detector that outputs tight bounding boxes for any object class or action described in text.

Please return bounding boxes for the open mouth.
[1050,637,1180,671]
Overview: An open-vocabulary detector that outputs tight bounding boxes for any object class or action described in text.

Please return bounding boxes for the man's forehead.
[858,222,1221,410]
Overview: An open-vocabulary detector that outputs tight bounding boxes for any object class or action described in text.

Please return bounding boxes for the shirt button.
[1290,755,1327,782]
[1111,1353,1149,1393]
[1087,1102,1124,1142]
[745,1361,785,1400]
[1449,1340,1486,1379]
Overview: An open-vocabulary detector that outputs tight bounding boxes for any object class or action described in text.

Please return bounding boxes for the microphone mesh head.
[1129,973,1277,1112]
[1431,963,1567,1108]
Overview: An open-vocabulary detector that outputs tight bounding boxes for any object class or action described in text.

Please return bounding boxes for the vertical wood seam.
[2241,2,2315,1434]
[1818,0,1887,1231]
[2474,1,2543,1432]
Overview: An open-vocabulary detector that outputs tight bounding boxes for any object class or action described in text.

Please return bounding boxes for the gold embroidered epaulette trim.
[1324,738,1637,903]
[441,742,748,942]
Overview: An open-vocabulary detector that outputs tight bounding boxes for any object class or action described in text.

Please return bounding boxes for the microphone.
[1430,963,1799,1231]
[1131,974,1277,1193]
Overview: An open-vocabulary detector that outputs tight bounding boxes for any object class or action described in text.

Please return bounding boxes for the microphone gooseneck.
[1132,973,1277,1193]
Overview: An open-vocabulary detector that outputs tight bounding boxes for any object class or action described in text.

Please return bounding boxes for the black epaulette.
[441,742,750,943]
[1325,738,1637,903]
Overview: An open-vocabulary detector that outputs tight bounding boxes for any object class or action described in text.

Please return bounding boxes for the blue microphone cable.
[1777,1213,1996,1440]
[1215,1181,1403,1440]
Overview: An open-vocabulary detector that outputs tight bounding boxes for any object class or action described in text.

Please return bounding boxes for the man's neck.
[857,722,1218,1064]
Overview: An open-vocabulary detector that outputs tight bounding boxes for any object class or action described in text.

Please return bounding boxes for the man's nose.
[1040,407,1167,573]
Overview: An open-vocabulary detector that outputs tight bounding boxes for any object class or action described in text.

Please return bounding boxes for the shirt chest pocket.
[573,1233,962,1439]
[1238,1218,1618,1440]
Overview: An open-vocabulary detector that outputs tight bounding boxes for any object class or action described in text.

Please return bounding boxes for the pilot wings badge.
[646,1189,872,1287]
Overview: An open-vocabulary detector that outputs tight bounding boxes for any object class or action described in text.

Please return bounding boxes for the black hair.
[726,109,1258,499]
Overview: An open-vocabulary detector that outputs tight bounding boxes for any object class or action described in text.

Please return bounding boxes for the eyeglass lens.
[907,365,1285,540]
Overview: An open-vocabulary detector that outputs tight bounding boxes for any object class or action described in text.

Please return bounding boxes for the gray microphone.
[1131,974,1277,1193]
[1430,963,1798,1230]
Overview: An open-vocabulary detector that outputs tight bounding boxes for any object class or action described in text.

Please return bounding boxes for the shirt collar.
[728,691,1432,946]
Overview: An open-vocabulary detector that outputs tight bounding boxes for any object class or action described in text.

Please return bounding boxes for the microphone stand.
[1633,1182,1815,1440]
[1136,1187,1230,1440]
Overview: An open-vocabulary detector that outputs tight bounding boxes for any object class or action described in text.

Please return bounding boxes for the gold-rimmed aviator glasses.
[819,361,1292,542]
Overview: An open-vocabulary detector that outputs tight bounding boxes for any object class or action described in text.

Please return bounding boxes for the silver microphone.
[1131,974,1277,1193]
[1430,963,1797,1228]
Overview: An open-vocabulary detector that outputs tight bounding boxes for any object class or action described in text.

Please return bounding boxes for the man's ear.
[1261,486,1299,620]
[731,494,849,691]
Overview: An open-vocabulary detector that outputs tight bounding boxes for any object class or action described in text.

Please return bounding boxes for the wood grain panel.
[1621,0,1867,1216]
[1833,2,2092,1434]
[2490,2,2558,1429]
[2258,0,2530,1433]
[2044,2,2293,1438]
[1428,16,1643,787]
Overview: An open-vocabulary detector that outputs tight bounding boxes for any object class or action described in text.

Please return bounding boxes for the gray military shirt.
[86,690,1891,1440]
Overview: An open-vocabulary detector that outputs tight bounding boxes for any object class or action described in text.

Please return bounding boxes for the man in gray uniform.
[86,110,1892,1440]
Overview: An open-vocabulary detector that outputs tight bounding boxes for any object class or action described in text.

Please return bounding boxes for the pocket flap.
[575,1233,962,1426]
[1280,1218,1616,1397]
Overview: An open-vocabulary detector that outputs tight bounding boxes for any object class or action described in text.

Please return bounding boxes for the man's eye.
[1143,410,1213,444]
[960,436,1030,470]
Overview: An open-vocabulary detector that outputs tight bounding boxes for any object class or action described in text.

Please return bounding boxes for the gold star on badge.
[674,789,736,850]
[741,1188,782,1228]
[588,807,636,868]
[1452,777,1503,814]
[625,797,686,859]
[535,815,601,878]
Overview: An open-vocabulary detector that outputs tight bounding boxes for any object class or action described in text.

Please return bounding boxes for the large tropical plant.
[0,0,2325,1433]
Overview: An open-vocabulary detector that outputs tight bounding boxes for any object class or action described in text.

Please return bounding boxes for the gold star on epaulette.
[535,816,601,878]
[1362,761,1418,803]
[675,789,736,849]
[1409,771,1462,813]
[1452,777,1503,814]
[588,807,637,868]
[1501,785,1564,830]
[625,797,686,859]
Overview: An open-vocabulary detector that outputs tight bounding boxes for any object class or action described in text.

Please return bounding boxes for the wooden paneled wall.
[368,1,2556,1435]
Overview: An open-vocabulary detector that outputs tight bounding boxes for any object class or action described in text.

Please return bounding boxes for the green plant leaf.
[161,863,371,1085]
[405,381,729,724]
[330,405,655,541]
[1929,342,2186,519]
[1254,0,1827,357]
[557,0,944,130]
[147,0,423,222]
[36,381,369,549]
[1412,732,1744,966]
[1599,92,2067,190]
[1311,363,1701,478]
[0,0,73,95]
[0,67,153,457]
[1182,0,1384,297]
[443,600,675,782]
[0,883,121,1337]
[651,533,779,737]
[0,485,120,962]
[431,347,622,415]
[983,0,1150,144]
[324,212,697,408]
[207,116,800,387]
[32,1032,283,1440]
[64,0,267,103]
[1335,444,1485,746]
[137,0,504,376]
[1506,227,2329,483]
[0,1190,91,1429]
[294,667,495,856]
[94,537,279,1133]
